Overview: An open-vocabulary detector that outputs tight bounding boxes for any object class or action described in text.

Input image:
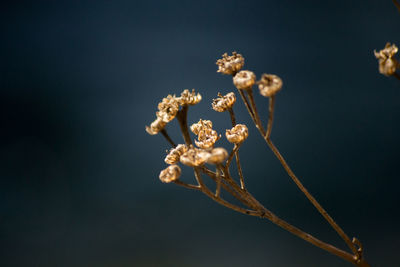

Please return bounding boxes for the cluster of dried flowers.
[146,52,370,267]
[374,42,400,80]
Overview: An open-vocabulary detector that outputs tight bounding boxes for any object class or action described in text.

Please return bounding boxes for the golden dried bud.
[233,70,256,90]
[226,124,249,144]
[145,117,167,135]
[212,92,236,112]
[258,74,283,97]
[165,144,189,164]
[206,147,228,164]
[159,165,181,183]
[216,52,245,75]
[179,89,202,106]
[374,43,399,76]
[195,129,220,149]
[180,147,210,167]
[190,119,213,135]
[156,95,180,122]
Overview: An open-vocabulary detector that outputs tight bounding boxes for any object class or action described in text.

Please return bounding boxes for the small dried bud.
[180,147,210,167]
[216,52,245,75]
[233,70,256,90]
[190,119,213,135]
[178,89,202,106]
[156,95,180,122]
[226,124,249,144]
[195,128,220,149]
[258,74,283,97]
[145,117,167,135]
[212,92,236,112]
[159,165,181,183]
[206,147,228,164]
[374,43,399,76]
[165,144,189,164]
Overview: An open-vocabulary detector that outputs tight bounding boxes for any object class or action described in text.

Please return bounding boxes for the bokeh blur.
[1,1,400,266]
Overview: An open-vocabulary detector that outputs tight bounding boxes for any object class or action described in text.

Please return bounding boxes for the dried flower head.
[226,124,249,144]
[258,74,283,97]
[156,94,180,122]
[190,119,213,135]
[216,52,245,75]
[165,144,189,164]
[145,117,167,135]
[206,147,228,165]
[180,147,210,167]
[233,70,256,90]
[195,128,220,149]
[212,92,236,112]
[179,89,202,106]
[159,165,181,183]
[374,43,399,76]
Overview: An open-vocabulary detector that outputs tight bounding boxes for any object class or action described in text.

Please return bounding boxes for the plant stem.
[160,129,177,147]
[393,72,400,81]
[177,105,193,145]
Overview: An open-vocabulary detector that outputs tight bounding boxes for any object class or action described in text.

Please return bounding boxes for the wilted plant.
[146,52,371,266]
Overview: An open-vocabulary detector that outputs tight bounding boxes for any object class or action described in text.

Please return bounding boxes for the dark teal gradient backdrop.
[1,1,399,266]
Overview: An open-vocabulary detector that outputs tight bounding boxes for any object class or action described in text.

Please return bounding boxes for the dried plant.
[146,52,371,266]
[374,42,400,80]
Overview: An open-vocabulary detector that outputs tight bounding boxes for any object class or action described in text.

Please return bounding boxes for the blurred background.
[1,0,399,266]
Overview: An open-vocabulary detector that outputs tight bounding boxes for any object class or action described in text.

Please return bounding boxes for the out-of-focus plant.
[374,42,400,80]
[146,52,371,267]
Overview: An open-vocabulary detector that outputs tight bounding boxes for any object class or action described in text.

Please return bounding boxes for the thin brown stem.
[176,105,193,145]
[160,129,177,147]
[226,143,240,167]
[265,96,275,139]
[238,89,256,123]
[215,166,222,197]
[174,180,201,190]
[228,107,236,125]
[247,89,265,134]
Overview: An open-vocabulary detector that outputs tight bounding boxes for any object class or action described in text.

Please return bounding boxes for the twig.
[160,129,177,147]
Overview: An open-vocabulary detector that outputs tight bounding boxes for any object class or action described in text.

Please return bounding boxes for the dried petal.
[206,147,228,164]
[233,70,256,90]
[195,129,220,149]
[216,52,245,75]
[159,165,181,183]
[258,74,283,97]
[190,119,213,135]
[145,117,167,135]
[179,89,202,105]
[156,95,180,122]
[226,124,249,144]
[165,144,189,164]
[180,147,210,167]
[212,92,236,112]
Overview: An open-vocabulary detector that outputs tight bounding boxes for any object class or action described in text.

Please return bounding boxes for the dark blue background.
[1,1,399,266]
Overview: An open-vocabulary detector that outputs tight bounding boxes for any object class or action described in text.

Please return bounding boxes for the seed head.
[233,70,256,90]
[178,89,202,106]
[145,117,167,135]
[165,144,189,164]
[216,52,245,75]
[195,128,220,149]
[258,74,283,97]
[156,94,180,122]
[206,147,228,165]
[226,124,249,144]
[180,147,210,167]
[159,165,181,183]
[190,119,213,135]
[374,43,399,76]
[212,92,236,112]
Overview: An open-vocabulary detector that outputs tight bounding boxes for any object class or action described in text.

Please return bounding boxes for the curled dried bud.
[206,147,228,164]
[159,165,181,183]
[226,124,249,144]
[156,95,180,122]
[180,147,210,167]
[165,144,189,164]
[190,119,213,135]
[374,43,399,76]
[233,70,256,90]
[195,128,220,149]
[146,117,167,135]
[216,52,245,75]
[258,74,283,97]
[212,92,236,112]
[179,89,202,106]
